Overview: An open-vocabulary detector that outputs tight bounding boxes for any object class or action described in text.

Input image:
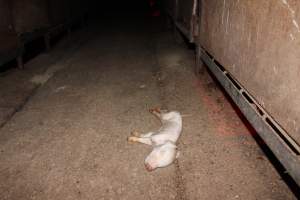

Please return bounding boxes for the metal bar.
[175,0,179,21]
[190,0,198,40]
[200,48,300,186]
[17,55,23,69]
[171,0,195,43]
[165,1,195,43]
[44,33,51,52]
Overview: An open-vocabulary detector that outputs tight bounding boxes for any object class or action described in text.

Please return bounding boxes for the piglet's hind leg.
[149,107,162,119]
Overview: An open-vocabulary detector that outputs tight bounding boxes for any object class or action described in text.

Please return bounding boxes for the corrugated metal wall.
[162,0,300,184]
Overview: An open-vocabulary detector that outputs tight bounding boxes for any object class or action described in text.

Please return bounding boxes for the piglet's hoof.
[131,130,140,137]
[149,107,161,114]
[127,136,136,144]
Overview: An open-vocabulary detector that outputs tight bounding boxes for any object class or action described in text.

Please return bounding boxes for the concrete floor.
[0,17,298,200]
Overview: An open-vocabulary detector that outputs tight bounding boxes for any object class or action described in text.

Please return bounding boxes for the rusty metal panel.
[201,50,300,186]
[12,0,49,34]
[199,0,300,144]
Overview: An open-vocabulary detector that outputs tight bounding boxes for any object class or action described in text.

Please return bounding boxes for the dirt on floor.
[0,17,298,200]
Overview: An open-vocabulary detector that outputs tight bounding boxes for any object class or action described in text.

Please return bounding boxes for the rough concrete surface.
[0,28,87,128]
[0,17,298,200]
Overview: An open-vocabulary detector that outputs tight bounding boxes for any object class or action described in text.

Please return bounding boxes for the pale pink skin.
[128,110,182,171]
[144,141,179,171]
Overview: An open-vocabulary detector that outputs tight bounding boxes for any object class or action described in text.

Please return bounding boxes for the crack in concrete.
[152,37,187,200]
[0,87,38,129]
[174,160,188,200]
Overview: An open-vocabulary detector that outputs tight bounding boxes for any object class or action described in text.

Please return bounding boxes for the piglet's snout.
[145,163,155,172]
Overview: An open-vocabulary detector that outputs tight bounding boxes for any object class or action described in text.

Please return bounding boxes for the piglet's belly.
[151,133,180,145]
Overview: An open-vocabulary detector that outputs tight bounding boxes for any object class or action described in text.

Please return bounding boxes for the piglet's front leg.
[130,130,140,137]
[127,136,153,146]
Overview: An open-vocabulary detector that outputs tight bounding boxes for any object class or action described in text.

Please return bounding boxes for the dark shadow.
[0,59,17,74]
[23,37,46,63]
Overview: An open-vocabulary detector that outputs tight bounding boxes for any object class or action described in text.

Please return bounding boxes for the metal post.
[17,55,23,69]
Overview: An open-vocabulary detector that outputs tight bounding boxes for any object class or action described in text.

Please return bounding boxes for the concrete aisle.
[0,18,297,200]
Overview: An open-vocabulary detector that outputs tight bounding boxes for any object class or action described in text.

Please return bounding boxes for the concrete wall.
[48,0,70,26]
[1,0,85,59]
[0,0,18,54]
[12,0,49,33]
[48,0,85,26]
[199,0,300,143]
[11,0,85,34]
[0,0,13,31]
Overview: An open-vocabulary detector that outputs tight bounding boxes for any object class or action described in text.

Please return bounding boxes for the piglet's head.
[144,141,178,172]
